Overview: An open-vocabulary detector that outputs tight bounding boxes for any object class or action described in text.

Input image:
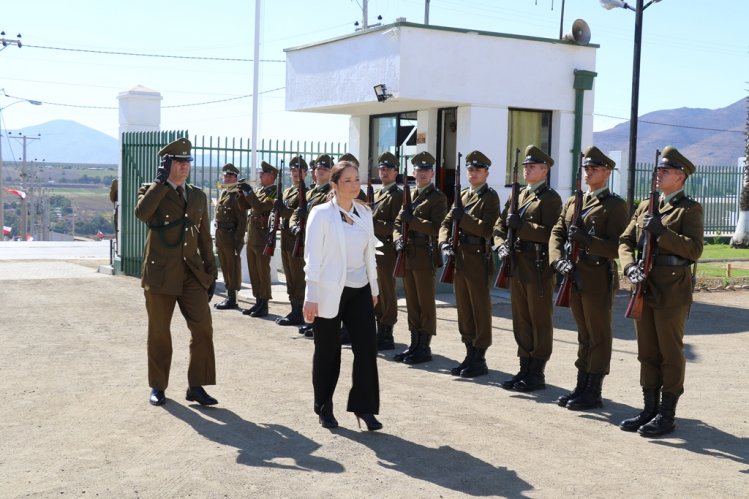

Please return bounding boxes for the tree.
[730,94,749,248]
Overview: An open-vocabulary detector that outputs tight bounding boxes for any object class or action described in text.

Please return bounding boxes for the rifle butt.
[554,275,572,308]
[625,284,644,320]
[494,259,510,289]
[393,253,406,279]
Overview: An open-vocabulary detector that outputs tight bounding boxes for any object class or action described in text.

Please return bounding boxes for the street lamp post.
[600,0,661,213]
[0,91,42,238]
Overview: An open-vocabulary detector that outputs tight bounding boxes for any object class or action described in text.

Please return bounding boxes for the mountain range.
[4,98,746,166]
[593,98,746,166]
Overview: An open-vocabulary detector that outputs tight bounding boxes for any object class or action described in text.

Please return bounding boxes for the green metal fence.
[632,162,743,236]
[119,131,346,277]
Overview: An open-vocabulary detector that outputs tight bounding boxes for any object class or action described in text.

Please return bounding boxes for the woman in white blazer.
[303,161,383,431]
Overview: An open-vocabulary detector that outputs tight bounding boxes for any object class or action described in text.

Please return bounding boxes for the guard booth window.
[506,109,552,185]
[369,112,417,182]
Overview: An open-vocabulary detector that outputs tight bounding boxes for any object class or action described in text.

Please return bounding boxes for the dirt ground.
[1,258,748,498]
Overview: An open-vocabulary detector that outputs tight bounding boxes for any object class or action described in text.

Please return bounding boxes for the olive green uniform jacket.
[494,183,562,361]
[439,184,500,348]
[394,183,447,335]
[237,184,277,299]
[618,192,703,395]
[215,189,247,291]
[549,189,629,374]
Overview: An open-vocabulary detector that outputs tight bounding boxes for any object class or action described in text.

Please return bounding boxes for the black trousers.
[312,284,380,415]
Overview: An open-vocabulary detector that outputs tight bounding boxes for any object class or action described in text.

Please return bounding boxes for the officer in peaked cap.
[289,155,308,171]
[619,145,703,437]
[439,149,499,378]
[236,161,279,318]
[371,151,403,350]
[465,150,491,168]
[158,138,193,160]
[214,163,247,311]
[582,145,616,170]
[392,150,447,364]
[136,137,219,407]
[658,145,695,176]
[339,153,360,166]
[260,160,279,176]
[315,154,333,169]
[411,151,436,169]
[522,145,554,167]
[549,145,628,411]
[494,143,561,392]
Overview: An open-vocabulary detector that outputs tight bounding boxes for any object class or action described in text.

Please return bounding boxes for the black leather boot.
[394,330,417,362]
[501,357,530,390]
[620,387,660,432]
[638,392,678,437]
[404,331,433,364]
[450,343,474,376]
[242,299,261,315]
[276,303,303,325]
[249,298,269,317]
[460,347,488,378]
[377,323,395,351]
[513,358,546,392]
[215,289,239,310]
[566,373,604,410]
[558,370,588,407]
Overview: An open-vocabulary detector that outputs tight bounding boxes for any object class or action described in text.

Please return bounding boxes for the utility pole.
[13,133,41,239]
[425,0,431,25]
[362,0,369,29]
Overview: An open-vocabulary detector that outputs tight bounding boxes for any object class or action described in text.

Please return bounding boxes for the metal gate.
[119,131,346,277]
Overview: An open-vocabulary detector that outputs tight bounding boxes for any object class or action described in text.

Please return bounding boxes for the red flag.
[4,188,27,199]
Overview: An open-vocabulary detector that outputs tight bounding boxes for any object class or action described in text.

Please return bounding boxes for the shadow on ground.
[165,403,344,473]
[336,427,534,498]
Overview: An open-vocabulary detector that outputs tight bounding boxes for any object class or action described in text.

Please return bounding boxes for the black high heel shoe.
[355,413,383,431]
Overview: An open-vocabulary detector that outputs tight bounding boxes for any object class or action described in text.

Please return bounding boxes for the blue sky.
[1,0,747,146]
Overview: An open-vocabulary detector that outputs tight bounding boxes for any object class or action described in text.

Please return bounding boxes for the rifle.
[554,152,584,307]
[440,152,462,284]
[292,164,307,258]
[366,168,375,204]
[625,149,661,320]
[392,161,412,279]
[494,148,521,288]
[263,159,284,257]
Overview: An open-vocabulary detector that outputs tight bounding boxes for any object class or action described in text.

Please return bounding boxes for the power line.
[23,44,285,63]
[30,87,286,110]
[594,114,744,134]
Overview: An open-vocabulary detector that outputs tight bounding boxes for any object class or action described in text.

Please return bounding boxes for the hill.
[3,120,118,164]
[594,98,746,166]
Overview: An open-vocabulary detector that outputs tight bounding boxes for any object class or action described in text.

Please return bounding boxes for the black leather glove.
[569,225,592,246]
[207,281,216,301]
[400,207,414,223]
[394,238,405,252]
[273,198,285,212]
[554,259,574,275]
[506,213,522,230]
[291,225,302,236]
[155,156,172,184]
[451,206,465,221]
[239,180,253,196]
[643,213,665,237]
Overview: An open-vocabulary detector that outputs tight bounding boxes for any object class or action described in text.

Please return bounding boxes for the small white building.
[285,20,598,200]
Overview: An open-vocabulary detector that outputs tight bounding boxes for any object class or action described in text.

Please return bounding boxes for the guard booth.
[285,20,599,201]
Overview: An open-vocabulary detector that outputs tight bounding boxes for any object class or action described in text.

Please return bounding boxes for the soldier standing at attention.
[109,178,119,248]
[549,146,629,409]
[135,138,219,407]
[276,156,308,327]
[372,152,403,350]
[493,145,562,392]
[619,146,703,437]
[213,163,248,310]
[439,150,500,378]
[236,161,278,317]
[392,152,447,364]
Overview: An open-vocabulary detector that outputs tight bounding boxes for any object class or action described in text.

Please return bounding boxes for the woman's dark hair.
[330,161,358,184]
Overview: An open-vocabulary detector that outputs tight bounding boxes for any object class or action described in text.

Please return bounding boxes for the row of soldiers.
[213,143,703,438]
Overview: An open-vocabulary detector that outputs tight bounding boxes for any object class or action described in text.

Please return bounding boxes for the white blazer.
[303,197,381,319]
